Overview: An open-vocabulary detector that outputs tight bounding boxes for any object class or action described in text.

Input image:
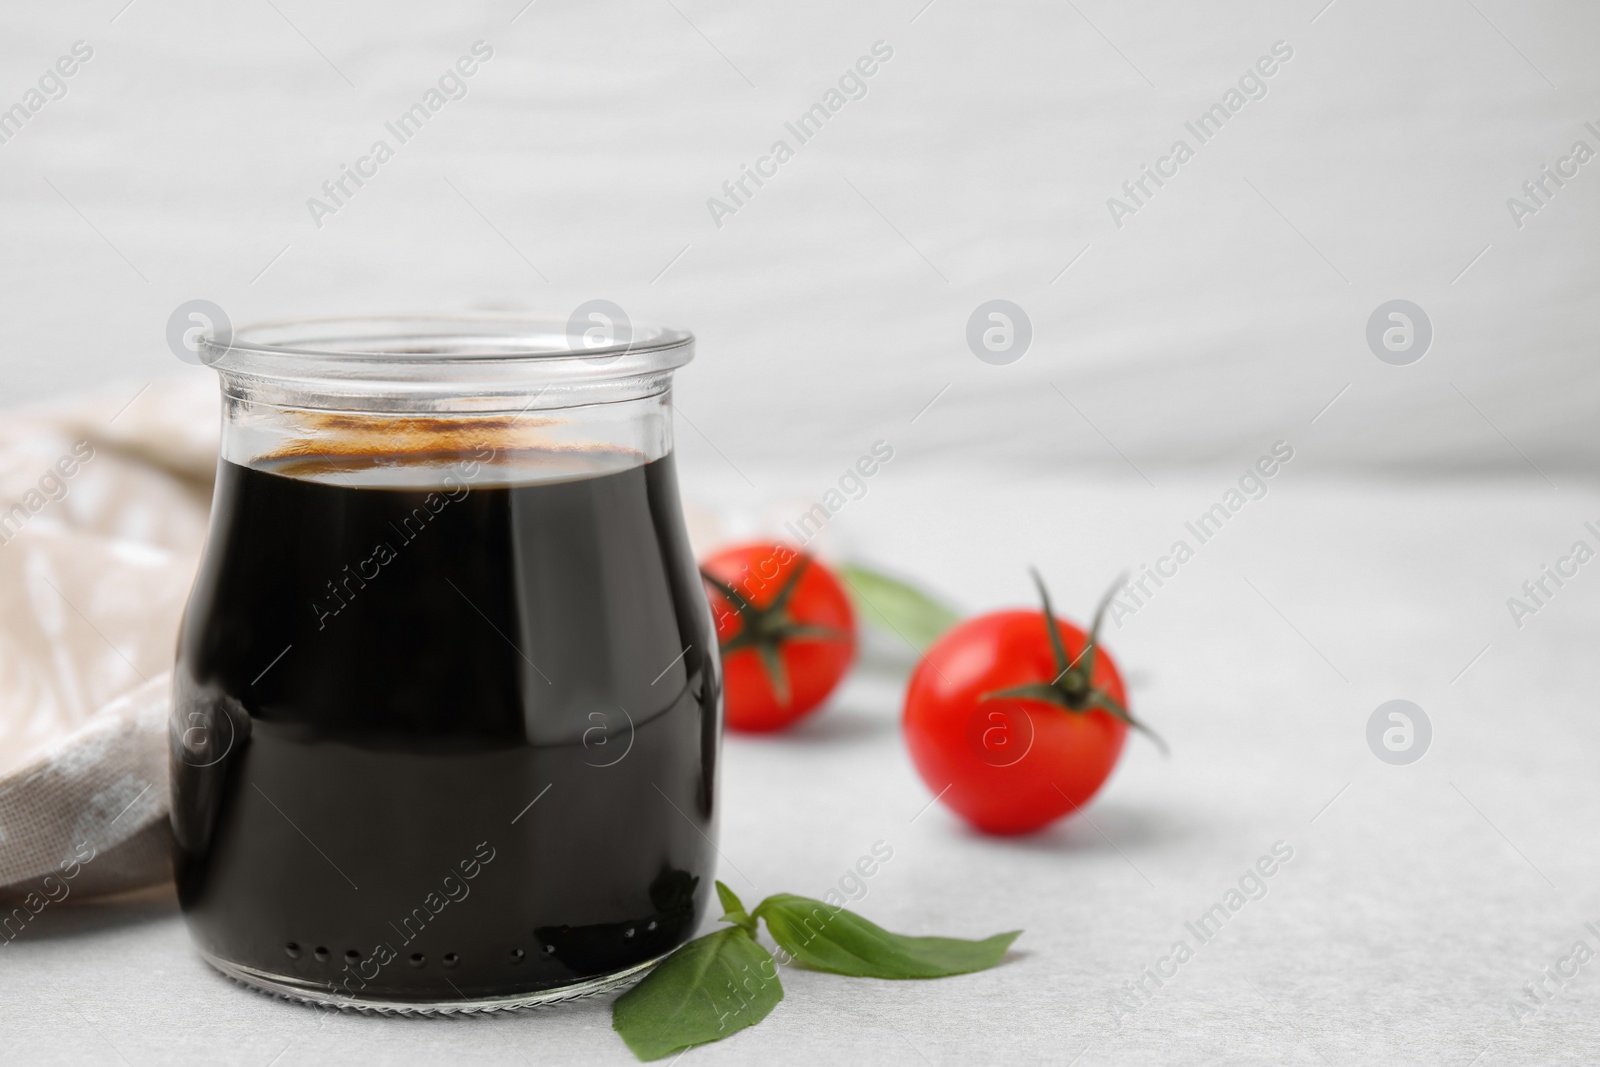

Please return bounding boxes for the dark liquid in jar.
[170,450,719,1002]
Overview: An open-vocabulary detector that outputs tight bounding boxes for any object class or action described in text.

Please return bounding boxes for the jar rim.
[202,313,694,415]
[203,313,693,368]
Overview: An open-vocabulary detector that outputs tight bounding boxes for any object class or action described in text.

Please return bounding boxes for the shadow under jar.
[169,315,721,1012]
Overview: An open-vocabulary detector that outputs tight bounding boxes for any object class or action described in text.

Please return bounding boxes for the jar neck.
[219,385,677,486]
[200,315,691,484]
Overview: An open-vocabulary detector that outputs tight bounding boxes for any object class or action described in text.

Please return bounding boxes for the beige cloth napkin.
[0,377,217,901]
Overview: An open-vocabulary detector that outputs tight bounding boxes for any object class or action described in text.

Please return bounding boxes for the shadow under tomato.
[953,801,1195,856]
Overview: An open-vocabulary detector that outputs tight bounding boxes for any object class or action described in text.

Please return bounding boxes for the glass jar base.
[199,948,666,1015]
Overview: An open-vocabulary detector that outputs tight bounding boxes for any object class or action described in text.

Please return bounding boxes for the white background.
[3,2,1599,1065]
[2,0,1597,476]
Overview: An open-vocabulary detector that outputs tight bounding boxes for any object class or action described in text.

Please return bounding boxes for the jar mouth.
[202,313,694,415]
[207,313,692,366]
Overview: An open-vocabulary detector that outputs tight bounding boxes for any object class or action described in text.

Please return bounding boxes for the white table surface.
[4,463,1597,1066]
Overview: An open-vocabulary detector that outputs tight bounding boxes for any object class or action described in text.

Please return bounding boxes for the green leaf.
[716,880,746,915]
[838,563,962,652]
[753,894,1020,980]
[612,926,783,1062]
[716,880,757,935]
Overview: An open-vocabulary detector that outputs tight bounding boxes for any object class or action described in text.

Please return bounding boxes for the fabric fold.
[0,377,216,900]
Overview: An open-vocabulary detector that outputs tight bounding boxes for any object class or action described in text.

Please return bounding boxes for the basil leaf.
[838,563,962,651]
[755,894,1019,979]
[612,926,783,1061]
[716,879,756,934]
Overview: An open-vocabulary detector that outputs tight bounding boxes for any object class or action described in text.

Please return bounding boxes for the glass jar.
[169,315,721,1012]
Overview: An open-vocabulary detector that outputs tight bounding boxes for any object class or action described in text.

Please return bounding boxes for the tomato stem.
[702,555,850,709]
[980,570,1168,756]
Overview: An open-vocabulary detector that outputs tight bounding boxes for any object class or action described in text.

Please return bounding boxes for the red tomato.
[701,543,857,732]
[901,572,1161,835]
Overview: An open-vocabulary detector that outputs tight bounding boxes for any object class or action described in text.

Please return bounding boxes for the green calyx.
[980,568,1168,756]
[701,556,848,707]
